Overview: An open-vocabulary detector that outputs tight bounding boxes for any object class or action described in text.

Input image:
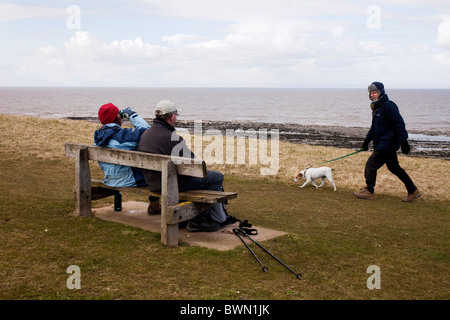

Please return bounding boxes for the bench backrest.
[65,143,207,178]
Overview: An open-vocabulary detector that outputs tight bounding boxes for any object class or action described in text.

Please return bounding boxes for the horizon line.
[1,86,449,90]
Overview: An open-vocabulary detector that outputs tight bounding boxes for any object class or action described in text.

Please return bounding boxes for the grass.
[0,114,449,300]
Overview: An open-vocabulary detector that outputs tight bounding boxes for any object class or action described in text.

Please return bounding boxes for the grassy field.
[0,115,448,300]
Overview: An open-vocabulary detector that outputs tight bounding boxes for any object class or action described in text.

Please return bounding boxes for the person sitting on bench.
[94,103,150,188]
[138,100,236,232]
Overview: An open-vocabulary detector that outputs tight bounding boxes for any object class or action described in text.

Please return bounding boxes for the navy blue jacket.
[365,94,408,152]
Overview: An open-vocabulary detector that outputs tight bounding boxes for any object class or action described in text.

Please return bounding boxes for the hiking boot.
[147,201,161,215]
[402,189,422,202]
[220,214,239,227]
[187,220,220,232]
[353,187,374,200]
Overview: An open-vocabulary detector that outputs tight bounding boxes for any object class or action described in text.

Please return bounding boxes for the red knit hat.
[98,103,119,124]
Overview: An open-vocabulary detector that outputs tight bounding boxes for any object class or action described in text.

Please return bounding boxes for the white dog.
[293,167,336,191]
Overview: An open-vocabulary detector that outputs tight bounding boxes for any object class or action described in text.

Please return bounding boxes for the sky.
[0,0,450,88]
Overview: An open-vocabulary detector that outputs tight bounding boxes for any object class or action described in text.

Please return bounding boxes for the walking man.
[353,82,421,202]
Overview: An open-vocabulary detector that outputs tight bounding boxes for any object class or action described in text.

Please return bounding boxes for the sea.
[1,87,449,131]
[1,87,449,143]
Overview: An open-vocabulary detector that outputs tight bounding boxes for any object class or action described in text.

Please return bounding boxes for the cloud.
[204,20,317,59]
[3,0,450,87]
[10,19,393,87]
[0,1,65,21]
[358,41,389,56]
[436,18,450,50]
[163,34,209,46]
[7,27,306,86]
[332,25,346,37]
[64,31,167,62]
[434,53,450,66]
[137,0,366,21]
[409,44,430,54]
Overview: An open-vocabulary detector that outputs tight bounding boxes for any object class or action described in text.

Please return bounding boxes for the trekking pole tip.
[296,273,303,280]
[262,266,268,273]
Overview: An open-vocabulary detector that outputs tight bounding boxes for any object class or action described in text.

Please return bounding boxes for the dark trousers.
[148,170,223,194]
[178,170,226,223]
[178,170,224,193]
[150,170,226,223]
[365,150,417,194]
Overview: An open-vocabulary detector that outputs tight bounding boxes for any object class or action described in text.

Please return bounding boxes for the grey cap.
[368,84,379,92]
[155,100,182,115]
[368,82,385,96]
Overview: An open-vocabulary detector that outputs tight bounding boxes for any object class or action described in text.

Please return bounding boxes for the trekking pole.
[245,232,303,279]
[233,228,268,273]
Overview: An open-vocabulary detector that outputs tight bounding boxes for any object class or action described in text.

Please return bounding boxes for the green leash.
[308,148,365,168]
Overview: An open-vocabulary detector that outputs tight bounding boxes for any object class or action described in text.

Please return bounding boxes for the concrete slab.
[93,201,287,251]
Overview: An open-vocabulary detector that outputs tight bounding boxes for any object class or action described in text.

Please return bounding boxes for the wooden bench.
[65,143,237,246]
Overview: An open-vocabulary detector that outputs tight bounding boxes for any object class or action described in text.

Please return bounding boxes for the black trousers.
[364,150,417,194]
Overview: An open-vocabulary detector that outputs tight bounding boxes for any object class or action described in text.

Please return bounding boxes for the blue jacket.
[365,94,408,152]
[94,113,150,187]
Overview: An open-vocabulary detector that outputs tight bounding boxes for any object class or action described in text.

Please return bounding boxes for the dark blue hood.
[94,125,121,146]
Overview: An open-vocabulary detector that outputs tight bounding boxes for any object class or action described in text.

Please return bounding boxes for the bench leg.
[114,192,122,211]
[161,224,179,247]
[75,148,93,217]
[161,161,179,246]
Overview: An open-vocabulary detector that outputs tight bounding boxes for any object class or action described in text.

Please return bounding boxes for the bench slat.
[91,180,237,204]
[177,190,237,203]
[65,143,207,178]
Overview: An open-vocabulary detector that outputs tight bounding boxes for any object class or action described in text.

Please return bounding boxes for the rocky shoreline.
[69,117,450,160]
[173,120,449,161]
